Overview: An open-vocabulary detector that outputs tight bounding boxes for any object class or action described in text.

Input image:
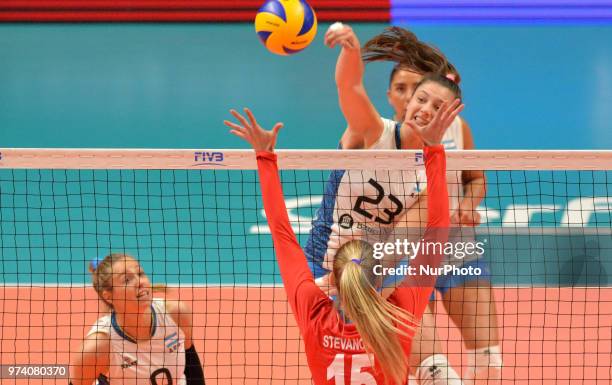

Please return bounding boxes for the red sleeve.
[422,144,450,228]
[395,144,450,319]
[256,151,327,329]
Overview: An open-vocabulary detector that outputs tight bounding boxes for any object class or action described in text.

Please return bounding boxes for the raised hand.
[405,98,464,146]
[224,108,283,152]
[324,22,359,50]
[451,206,482,227]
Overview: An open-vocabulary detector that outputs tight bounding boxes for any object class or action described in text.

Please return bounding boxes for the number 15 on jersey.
[327,353,377,385]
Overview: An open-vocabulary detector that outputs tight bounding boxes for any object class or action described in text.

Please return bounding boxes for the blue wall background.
[0,23,611,285]
[1,23,611,149]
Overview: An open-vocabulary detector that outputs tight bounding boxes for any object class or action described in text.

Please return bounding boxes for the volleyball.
[255,0,318,56]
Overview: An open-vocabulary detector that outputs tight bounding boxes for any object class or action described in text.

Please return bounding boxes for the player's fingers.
[339,37,356,50]
[422,102,446,139]
[450,211,461,224]
[451,102,465,117]
[223,120,247,133]
[271,122,284,136]
[324,29,340,44]
[445,98,460,111]
[436,100,453,123]
[323,31,336,48]
[428,101,446,126]
[339,30,357,47]
[325,36,342,48]
[443,99,461,118]
[443,98,461,120]
[461,211,478,227]
[444,102,464,128]
[403,119,418,134]
[323,34,333,47]
[445,98,459,108]
[229,129,248,141]
[406,121,426,142]
[338,41,351,50]
[326,30,354,48]
[451,97,462,109]
[324,30,341,47]
[472,211,482,226]
[438,100,451,121]
[230,109,251,130]
[459,211,470,225]
[244,108,259,130]
[434,100,462,136]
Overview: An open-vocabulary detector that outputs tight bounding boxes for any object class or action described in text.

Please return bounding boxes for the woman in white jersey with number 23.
[304,24,501,385]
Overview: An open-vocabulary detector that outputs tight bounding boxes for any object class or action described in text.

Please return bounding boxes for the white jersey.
[305,117,464,273]
[87,299,186,385]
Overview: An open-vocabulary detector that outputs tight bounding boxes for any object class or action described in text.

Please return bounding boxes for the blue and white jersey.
[87,299,186,385]
[305,117,464,276]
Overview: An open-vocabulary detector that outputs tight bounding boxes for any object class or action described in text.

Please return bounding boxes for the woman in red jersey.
[224,74,461,385]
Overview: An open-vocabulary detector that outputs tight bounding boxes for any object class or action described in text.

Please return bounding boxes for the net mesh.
[0,150,610,385]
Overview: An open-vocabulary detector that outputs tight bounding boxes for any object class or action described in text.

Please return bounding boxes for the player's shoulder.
[162,298,193,328]
[86,314,112,337]
[82,322,111,356]
[163,298,192,315]
[367,116,397,149]
[380,116,395,125]
[380,116,396,135]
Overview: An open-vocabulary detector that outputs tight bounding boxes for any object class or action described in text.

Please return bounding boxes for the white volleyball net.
[0,148,610,385]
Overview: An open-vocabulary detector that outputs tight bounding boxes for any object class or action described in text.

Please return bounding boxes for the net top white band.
[0,149,610,170]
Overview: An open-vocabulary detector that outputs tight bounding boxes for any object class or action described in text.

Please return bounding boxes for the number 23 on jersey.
[353,179,404,225]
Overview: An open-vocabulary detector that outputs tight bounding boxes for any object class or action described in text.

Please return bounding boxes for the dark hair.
[413,73,462,101]
[361,26,461,86]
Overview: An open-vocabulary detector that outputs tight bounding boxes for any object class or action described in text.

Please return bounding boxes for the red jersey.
[256,145,450,385]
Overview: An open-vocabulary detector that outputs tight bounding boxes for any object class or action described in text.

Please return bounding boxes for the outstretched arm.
[255,151,316,300]
[325,24,383,149]
[394,99,463,318]
[224,109,324,322]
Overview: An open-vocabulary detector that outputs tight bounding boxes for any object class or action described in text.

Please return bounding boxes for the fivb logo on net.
[193,151,225,166]
[415,151,424,165]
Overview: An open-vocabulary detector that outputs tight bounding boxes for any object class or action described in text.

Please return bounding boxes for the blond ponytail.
[334,240,418,385]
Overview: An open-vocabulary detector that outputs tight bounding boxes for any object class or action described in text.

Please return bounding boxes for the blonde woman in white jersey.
[304,25,501,384]
[70,253,205,385]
